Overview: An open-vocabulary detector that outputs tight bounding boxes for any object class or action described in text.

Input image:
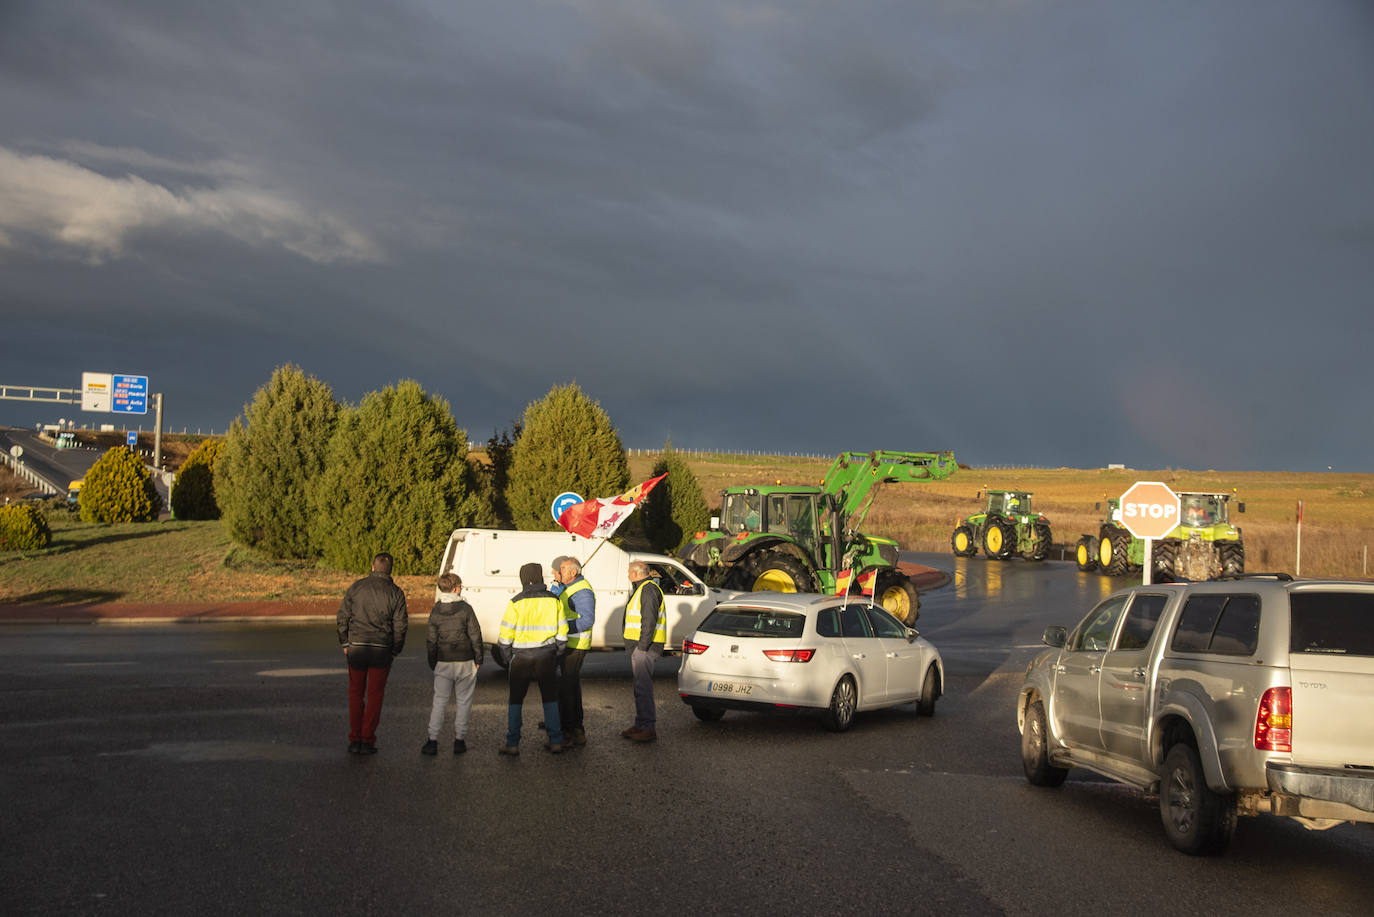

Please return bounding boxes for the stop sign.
[1119,481,1180,540]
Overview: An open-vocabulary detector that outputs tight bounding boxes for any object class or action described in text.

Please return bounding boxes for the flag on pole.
[557,473,668,539]
[833,567,877,596]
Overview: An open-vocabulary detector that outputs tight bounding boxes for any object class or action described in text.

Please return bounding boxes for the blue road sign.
[126,430,138,447]
[551,491,584,525]
[111,374,148,414]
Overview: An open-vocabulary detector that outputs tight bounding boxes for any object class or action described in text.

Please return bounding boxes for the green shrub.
[215,365,339,559]
[507,383,629,531]
[171,439,223,520]
[641,441,711,553]
[0,503,52,550]
[78,446,162,523]
[310,380,495,575]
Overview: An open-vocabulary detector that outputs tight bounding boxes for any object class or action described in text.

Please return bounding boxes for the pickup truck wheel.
[1021,701,1068,786]
[1160,743,1237,855]
[916,666,939,717]
[821,676,856,732]
[1075,536,1099,571]
[691,705,725,722]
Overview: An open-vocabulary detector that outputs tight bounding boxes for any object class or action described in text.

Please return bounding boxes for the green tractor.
[950,490,1053,561]
[678,450,957,625]
[1075,492,1245,580]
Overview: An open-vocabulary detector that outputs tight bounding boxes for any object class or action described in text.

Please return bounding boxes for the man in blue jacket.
[554,557,596,746]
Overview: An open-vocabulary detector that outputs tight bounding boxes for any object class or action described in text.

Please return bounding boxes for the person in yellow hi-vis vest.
[621,560,666,743]
[497,562,568,755]
[554,557,595,747]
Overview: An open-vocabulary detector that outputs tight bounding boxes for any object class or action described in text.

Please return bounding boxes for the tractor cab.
[987,490,1034,518]
[721,490,763,535]
[1178,492,1242,529]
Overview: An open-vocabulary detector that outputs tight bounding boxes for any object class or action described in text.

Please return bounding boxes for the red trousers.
[347,650,392,744]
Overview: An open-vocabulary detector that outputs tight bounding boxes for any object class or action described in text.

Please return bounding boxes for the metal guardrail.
[0,449,59,495]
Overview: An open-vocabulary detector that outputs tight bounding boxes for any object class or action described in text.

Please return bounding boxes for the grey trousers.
[630,645,661,730]
[428,660,478,740]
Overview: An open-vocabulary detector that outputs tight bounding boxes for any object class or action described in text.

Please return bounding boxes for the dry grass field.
[631,453,1374,581]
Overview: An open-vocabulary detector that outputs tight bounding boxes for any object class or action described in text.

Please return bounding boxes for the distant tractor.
[678,450,957,625]
[1075,492,1245,580]
[950,490,1053,562]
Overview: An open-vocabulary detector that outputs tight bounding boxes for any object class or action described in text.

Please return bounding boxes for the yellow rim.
[880,586,910,619]
[1099,537,1113,567]
[954,531,969,552]
[1076,543,1089,566]
[987,527,1003,553]
[753,568,798,592]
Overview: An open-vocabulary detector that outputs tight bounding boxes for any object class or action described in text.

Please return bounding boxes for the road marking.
[257,668,340,677]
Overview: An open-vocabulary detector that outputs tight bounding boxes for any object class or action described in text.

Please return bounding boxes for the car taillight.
[763,648,815,663]
[1255,686,1292,752]
[682,640,708,655]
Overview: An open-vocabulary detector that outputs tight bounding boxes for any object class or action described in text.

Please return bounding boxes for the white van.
[435,528,736,655]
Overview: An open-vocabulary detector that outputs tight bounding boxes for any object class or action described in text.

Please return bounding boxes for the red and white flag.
[557,473,668,539]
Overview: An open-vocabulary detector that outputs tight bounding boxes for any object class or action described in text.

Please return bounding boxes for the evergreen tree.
[507,383,629,531]
[79,446,162,523]
[310,380,494,574]
[641,439,711,553]
[474,422,521,528]
[215,365,339,559]
[170,439,223,520]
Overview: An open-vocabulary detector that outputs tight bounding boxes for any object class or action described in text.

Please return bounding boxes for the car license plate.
[708,681,752,695]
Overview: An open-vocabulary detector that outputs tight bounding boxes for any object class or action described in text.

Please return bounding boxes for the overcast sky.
[2,0,1371,471]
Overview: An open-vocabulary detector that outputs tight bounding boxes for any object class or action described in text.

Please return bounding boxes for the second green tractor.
[951,490,1053,561]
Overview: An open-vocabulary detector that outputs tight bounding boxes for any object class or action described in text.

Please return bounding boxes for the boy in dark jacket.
[423,573,483,755]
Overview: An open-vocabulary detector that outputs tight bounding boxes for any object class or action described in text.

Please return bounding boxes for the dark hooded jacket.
[426,598,484,670]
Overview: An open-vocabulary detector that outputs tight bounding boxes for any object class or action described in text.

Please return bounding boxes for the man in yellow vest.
[497,562,568,755]
[555,557,595,747]
[622,560,666,743]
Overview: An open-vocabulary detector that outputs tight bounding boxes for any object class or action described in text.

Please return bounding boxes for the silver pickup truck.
[1017,575,1374,855]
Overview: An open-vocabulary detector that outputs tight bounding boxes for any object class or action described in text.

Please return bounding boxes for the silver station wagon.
[678,592,943,731]
[1018,575,1374,854]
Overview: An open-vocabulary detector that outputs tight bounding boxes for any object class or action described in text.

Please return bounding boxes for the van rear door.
[1287,590,1374,769]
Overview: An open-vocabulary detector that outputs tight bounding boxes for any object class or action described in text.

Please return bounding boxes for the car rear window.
[1290,593,1374,657]
[1170,593,1260,656]
[699,608,806,638]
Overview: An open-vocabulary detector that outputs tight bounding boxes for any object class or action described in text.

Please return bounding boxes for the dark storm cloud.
[2,0,1372,470]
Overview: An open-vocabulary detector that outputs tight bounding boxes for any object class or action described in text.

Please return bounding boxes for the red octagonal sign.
[1119,481,1181,540]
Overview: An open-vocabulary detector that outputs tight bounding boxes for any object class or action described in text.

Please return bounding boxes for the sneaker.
[498,745,519,756]
[348,741,362,754]
[421,739,438,756]
[453,739,467,755]
[358,743,378,755]
[629,729,657,743]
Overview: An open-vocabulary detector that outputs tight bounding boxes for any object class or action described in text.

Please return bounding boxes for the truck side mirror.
[975,491,981,501]
[1042,626,1067,648]
[1236,502,1245,513]
[1094,502,1101,511]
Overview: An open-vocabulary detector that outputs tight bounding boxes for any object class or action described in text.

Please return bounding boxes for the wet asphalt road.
[4,554,1373,916]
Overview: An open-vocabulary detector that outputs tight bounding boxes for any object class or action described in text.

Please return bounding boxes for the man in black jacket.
[337,552,408,755]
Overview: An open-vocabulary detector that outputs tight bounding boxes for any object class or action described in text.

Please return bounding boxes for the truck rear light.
[682,640,709,655]
[1255,686,1292,752]
[763,648,815,663]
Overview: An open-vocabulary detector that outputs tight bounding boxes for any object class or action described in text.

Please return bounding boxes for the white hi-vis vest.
[623,579,667,644]
[559,578,595,651]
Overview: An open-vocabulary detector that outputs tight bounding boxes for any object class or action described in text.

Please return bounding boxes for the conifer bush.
[507,383,629,531]
[79,446,162,523]
[640,441,711,553]
[171,439,223,520]
[215,365,339,559]
[0,503,52,550]
[310,380,495,574]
